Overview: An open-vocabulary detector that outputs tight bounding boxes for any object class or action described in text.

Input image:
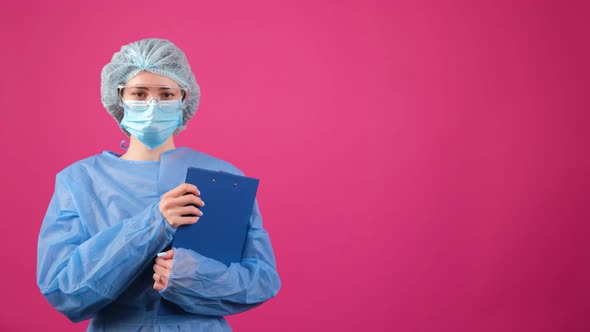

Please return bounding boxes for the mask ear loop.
[180,88,189,108]
[120,140,129,151]
[117,85,125,107]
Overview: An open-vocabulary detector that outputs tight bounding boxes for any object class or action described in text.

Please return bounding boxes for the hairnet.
[101,38,200,136]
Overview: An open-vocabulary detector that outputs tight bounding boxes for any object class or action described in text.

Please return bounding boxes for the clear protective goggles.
[117,84,188,107]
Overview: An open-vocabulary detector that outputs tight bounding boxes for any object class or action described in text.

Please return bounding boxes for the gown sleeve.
[160,199,281,316]
[36,173,175,322]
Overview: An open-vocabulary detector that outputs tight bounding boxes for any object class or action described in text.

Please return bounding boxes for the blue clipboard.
[159,167,259,315]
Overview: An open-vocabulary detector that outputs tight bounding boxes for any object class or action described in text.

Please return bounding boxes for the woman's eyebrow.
[128,86,178,90]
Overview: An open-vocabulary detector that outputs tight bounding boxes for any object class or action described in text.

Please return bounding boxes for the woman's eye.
[162,92,176,99]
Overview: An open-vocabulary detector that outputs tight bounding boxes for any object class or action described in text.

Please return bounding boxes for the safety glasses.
[117,84,188,107]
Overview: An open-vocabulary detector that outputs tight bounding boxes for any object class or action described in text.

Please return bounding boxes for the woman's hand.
[153,249,174,291]
[160,183,204,228]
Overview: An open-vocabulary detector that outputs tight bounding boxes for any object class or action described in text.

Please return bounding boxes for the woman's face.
[118,71,185,149]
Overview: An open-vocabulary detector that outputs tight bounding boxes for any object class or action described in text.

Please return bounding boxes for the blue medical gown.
[37,148,281,331]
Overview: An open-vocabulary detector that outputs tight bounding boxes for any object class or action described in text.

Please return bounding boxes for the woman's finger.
[153,264,169,278]
[165,249,174,259]
[153,273,167,291]
[169,215,200,227]
[165,183,200,198]
[176,194,205,207]
[156,249,175,260]
[155,257,173,269]
[177,205,203,217]
[166,206,202,220]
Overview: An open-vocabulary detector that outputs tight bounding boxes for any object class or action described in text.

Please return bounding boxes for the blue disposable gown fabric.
[37,147,281,331]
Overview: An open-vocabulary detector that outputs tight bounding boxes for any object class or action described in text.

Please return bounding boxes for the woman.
[36,38,281,331]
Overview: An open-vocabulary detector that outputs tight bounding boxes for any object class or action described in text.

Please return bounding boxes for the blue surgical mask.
[120,98,183,150]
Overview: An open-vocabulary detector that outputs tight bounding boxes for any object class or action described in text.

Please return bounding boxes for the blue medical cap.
[101,38,201,136]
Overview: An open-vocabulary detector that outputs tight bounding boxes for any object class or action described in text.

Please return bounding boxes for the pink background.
[1,0,588,331]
